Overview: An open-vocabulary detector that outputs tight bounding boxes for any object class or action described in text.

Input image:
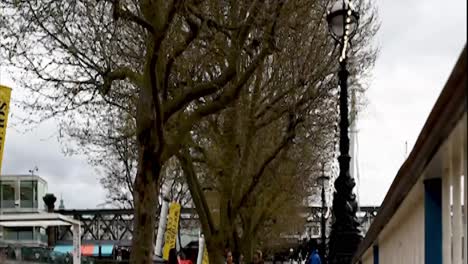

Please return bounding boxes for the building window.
[312,225,320,236]
[36,227,47,244]
[4,227,34,240]
[20,180,37,208]
[1,181,16,208]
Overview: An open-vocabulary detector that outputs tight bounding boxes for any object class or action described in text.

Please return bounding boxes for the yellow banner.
[162,202,181,260]
[202,246,209,264]
[0,85,11,175]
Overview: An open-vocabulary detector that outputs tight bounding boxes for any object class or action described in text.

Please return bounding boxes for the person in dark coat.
[177,251,193,264]
[307,249,321,264]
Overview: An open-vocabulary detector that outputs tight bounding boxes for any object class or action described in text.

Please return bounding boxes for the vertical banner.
[162,202,181,260]
[202,246,209,264]
[0,85,11,175]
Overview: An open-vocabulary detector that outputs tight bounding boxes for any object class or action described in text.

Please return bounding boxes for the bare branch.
[112,0,155,33]
[182,45,271,125]
[162,13,201,101]
[100,67,143,95]
[234,113,301,214]
[163,64,237,122]
[177,150,216,238]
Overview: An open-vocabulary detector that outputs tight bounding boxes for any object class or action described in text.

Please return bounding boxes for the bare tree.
[0,1,293,262]
[1,0,378,262]
[97,134,191,209]
[175,0,378,261]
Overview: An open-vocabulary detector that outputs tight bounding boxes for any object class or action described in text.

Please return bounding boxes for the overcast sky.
[0,0,466,209]
[357,0,466,205]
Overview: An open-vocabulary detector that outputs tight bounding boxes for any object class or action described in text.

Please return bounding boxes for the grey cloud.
[357,0,466,206]
[1,0,466,209]
[377,0,466,59]
[3,118,105,208]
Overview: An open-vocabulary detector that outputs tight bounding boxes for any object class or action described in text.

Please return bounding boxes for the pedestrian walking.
[225,249,234,264]
[252,250,264,264]
[307,249,321,264]
[288,248,294,263]
[239,254,245,264]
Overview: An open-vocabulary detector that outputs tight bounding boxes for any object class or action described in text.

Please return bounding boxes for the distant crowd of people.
[164,238,324,264]
[270,239,322,264]
[224,249,264,264]
[170,248,261,264]
[287,249,321,264]
[223,246,321,264]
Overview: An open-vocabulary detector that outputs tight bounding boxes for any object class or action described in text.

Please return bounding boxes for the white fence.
[442,117,466,264]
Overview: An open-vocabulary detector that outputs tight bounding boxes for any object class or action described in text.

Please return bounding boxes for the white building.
[0,174,48,247]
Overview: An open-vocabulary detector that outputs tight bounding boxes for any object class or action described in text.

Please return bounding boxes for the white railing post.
[72,223,81,264]
[452,139,462,264]
[463,117,467,264]
[462,145,467,264]
[155,196,170,257]
[197,234,205,264]
[443,142,453,264]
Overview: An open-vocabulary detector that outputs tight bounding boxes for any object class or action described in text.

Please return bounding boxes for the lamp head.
[326,0,359,43]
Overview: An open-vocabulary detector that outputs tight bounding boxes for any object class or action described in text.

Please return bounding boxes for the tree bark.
[242,237,254,263]
[130,154,161,264]
[205,236,225,264]
[240,219,256,262]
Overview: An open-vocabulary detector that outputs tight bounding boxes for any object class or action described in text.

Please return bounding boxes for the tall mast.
[349,89,360,211]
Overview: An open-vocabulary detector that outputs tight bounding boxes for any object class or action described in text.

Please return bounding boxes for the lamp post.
[317,164,330,264]
[325,1,362,263]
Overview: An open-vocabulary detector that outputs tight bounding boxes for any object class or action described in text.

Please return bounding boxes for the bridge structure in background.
[54,205,379,243]
[304,205,379,221]
[304,205,378,238]
[54,207,198,243]
[55,209,135,242]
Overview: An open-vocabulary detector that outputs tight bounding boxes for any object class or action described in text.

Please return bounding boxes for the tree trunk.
[241,234,255,263]
[130,157,160,264]
[205,236,226,264]
[204,230,245,264]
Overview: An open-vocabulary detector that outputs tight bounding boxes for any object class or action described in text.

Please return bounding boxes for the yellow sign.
[202,246,209,264]
[162,202,181,260]
[0,85,11,175]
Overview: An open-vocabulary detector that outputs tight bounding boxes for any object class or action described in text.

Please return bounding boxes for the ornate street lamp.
[325,1,362,263]
[317,165,330,264]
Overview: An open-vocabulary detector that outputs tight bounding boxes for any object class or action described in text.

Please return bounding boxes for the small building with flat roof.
[0,174,49,247]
